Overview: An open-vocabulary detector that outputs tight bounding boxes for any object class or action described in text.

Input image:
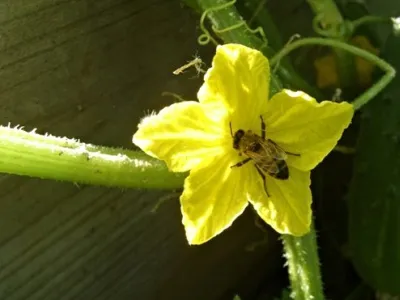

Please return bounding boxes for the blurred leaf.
[348,32,400,294]
[339,0,400,17]
[344,283,375,300]
[363,0,400,17]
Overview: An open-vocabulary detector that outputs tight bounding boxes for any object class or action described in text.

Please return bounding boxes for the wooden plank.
[0,0,281,299]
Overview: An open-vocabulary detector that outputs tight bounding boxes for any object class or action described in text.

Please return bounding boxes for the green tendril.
[312,14,349,38]
[271,37,396,110]
[213,21,246,34]
[351,15,391,31]
[198,5,220,46]
[312,13,391,39]
[198,0,267,48]
[248,0,267,25]
[272,34,301,73]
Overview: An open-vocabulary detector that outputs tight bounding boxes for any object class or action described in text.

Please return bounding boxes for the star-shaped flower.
[133,44,354,245]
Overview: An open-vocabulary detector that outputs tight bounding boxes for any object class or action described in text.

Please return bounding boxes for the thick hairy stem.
[282,222,324,300]
[0,126,185,189]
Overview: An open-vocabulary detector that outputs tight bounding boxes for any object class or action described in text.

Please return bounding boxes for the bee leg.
[229,122,233,137]
[230,158,251,168]
[255,166,270,197]
[259,115,266,139]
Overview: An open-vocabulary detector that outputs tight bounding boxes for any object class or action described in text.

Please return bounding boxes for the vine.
[312,14,391,39]
[270,37,396,110]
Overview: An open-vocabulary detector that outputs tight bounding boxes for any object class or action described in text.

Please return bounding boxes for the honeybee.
[230,116,300,196]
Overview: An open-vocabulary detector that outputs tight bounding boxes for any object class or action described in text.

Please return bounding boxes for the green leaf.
[363,0,400,17]
[348,32,400,294]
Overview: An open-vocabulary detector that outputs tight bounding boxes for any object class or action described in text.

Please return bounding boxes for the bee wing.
[261,161,281,175]
[262,139,287,160]
[245,150,281,174]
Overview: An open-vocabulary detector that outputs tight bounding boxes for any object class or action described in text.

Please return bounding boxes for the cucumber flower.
[133,44,354,245]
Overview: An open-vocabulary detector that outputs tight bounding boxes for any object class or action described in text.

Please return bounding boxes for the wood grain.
[0,1,281,299]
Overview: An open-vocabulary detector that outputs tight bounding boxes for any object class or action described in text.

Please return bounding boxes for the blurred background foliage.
[181,0,400,299]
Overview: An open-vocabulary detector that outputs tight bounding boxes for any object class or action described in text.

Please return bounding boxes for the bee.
[230,115,300,196]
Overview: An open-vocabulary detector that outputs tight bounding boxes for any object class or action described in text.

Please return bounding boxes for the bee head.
[232,129,245,149]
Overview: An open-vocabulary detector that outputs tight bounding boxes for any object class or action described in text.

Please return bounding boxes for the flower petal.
[133,101,228,172]
[197,43,270,131]
[180,153,258,245]
[264,90,354,171]
[249,167,312,236]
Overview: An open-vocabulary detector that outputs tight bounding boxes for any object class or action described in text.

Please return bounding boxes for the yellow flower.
[133,44,354,245]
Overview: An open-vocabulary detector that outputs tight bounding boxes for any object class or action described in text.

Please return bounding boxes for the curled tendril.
[198,0,267,48]
[312,14,391,40]
[312,14,351,38]
[272,34,301,73]
[312,14,390,40]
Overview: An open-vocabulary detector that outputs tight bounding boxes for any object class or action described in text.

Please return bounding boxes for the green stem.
[0,126,185,189]
[197,0,264,48]
[282,222,324,300]
[271,37,396,110]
